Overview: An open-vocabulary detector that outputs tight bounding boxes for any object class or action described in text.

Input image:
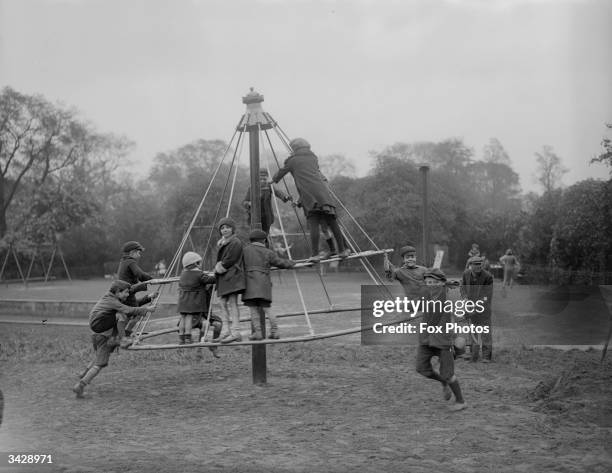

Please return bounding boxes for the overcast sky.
[1,0,610,191]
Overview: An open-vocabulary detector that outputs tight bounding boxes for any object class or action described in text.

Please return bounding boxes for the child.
[242,229,296,340]
[461,256,494,362]
[384,245,427,299]
[177,251,222,357]
[271,137,349,262]
[214,217,246,343]
[116,241,153,335]
[243,168,292,236]
[416,268,467,411]
[465,243,480,269]
[73,280,155,398]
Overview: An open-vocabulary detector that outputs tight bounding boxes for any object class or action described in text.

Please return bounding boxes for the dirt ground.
[1,277,611,472]
[1,322,611,473]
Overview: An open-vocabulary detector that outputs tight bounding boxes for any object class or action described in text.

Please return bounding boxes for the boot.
[249,310,263,341]
[72,381,85,399]
[184,334,192,344]
[178,334,186,345]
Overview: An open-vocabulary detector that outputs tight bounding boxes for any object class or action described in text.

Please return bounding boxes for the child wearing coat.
[242,168,292,236]
[242,229,296,339]
[73,280,155,398]
[214,217,246,343]
[177,251,221,350]
[271,137,349,262]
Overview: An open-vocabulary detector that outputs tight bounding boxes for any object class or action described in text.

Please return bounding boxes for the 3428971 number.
[7,454,53,464]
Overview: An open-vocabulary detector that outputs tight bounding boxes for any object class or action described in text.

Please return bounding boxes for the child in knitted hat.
[214,217,246,343]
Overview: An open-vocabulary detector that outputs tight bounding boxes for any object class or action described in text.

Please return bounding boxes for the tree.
[319,153,356,179]
[482,138,511,165]
[590,123,612,173]
[535,145,568,193]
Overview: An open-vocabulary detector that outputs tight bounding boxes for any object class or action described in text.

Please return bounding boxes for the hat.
[399,245,416,257]
[468,256,484,266]
[249,229,268,241]
[122,241,144,253]
[182,251,202,268]
[289,137,311,152]
[109,280,131,293]
[217,217,236,232]
[424,268,447,282]
[259,168,269,176]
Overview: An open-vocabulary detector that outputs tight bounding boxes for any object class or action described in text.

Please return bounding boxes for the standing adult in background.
[499,249,520,292]
[461,256,494,362]
[465,243,480,269]
[271,137,350,262]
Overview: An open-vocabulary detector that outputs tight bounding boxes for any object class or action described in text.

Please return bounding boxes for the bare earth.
[1,276,611,472]
[1,323,611,473]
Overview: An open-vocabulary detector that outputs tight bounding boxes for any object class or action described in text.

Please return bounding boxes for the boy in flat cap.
[417,268,467,411]
[116,241,155,336]
[73,280,156,398]
[242,229,296,340]
[384,245,427,299]
[461,256,494,362]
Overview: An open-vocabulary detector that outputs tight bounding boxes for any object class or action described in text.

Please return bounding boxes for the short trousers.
[416,344,455,382]
[91,333,117,368]
[243,298,271,308]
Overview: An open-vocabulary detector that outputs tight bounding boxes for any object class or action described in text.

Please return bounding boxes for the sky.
[1,0,610,192]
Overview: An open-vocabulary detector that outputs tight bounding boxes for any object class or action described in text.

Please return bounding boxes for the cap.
[109,280,131,293]
[249,229,268,241]
[122,241,144,253]
[217,217,236,231]
[182,251,202,268]
[400,245,416,257]
[468,256,484,266]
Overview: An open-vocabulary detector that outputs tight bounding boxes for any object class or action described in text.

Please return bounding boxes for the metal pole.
[249,126,267,385]
[420,165,430,267]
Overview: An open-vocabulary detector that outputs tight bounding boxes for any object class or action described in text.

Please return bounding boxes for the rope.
[328,186,380,251]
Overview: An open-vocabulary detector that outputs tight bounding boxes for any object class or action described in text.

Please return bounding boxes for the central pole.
[420,164,430,267]
[249,127,267,385]
[240,87,274,385]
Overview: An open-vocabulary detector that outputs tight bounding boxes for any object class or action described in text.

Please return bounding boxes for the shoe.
[72,382,85,399]
[442,383,452,401]
[481,359,491,364]
[268,332,280,340]
[221,333,241,344]
[249,333,263,341]
[119,337,133,349]
[338,249,352,259]
[449,402,467,412]
[319,251,334,260]
[208,346,221,358]
[308,255,322,263]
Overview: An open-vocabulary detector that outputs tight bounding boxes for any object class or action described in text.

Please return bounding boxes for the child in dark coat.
[242,230,296,340]
[214,217,246,343]
[271,138,349,262]
[73,280,155,398]
[116,241,153,336]
[177,251,220,348]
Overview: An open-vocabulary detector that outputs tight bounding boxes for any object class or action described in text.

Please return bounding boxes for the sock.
[449,380,464,403]
[81,366,101,385]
